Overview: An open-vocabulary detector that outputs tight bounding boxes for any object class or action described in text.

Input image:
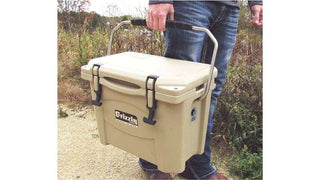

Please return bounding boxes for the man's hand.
[250,5,263,27]
[147,3,174,31]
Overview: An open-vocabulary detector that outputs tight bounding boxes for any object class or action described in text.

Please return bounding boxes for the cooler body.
[81,52,217,173]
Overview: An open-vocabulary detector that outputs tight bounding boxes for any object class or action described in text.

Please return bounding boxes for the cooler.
[81,20,219,173]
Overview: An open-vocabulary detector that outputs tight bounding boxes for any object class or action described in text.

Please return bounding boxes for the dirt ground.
[57,104,232,180]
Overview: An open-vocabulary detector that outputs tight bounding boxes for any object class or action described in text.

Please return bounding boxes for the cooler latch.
[91,64,102,106]
[143,75,159,125]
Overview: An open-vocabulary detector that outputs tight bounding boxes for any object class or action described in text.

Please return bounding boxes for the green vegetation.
[229,145,263,179]
[57,2,262,179]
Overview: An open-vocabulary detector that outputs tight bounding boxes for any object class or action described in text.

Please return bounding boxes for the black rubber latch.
[91,64,102,106]
[143,75,159,125]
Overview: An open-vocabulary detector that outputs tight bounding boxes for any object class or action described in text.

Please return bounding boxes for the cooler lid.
[82,52,217,100]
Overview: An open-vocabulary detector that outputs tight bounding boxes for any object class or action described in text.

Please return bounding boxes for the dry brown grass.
[58,80,91,107]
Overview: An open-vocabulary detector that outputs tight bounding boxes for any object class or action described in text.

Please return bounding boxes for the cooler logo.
[115,110,138,127]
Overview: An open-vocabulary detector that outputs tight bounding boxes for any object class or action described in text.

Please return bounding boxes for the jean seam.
[187,161,200,179]
[138,160,158,173]
[201,35,208,64]
[216,5,227,24]
[209,5,227,32]
[198,170,216,179]
[187,160,217,179]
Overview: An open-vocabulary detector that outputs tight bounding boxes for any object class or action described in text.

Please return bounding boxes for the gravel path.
[58,105,148,180]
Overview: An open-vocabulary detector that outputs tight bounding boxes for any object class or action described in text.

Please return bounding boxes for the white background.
[89,0,149,16]
[0,0,319,179]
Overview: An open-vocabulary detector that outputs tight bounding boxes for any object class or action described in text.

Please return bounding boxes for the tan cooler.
[81,20,219,173]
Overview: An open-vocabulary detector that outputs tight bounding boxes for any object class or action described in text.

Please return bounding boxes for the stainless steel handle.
[106,20,218,100]
[107,20,131,55]
[192,26,218,100]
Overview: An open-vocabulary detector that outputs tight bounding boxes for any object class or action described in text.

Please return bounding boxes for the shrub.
[229,145,263,179]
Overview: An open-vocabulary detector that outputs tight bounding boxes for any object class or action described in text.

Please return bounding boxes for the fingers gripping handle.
[107,19,218,100]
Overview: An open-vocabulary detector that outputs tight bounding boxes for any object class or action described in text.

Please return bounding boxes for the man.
[138,0,263,179]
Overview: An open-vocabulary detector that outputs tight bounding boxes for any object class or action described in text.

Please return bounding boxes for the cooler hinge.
[91,64,102,106]
[143,75,159,125]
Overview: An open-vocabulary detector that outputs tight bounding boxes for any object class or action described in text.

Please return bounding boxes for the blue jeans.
[139,1,239,179]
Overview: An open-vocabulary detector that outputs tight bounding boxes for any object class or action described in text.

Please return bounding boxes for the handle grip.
[130,19,147,26]
[130,19,193,31]
[166,20,193,30]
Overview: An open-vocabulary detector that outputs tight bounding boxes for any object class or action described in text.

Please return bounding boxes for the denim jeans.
[139,1,239,179]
